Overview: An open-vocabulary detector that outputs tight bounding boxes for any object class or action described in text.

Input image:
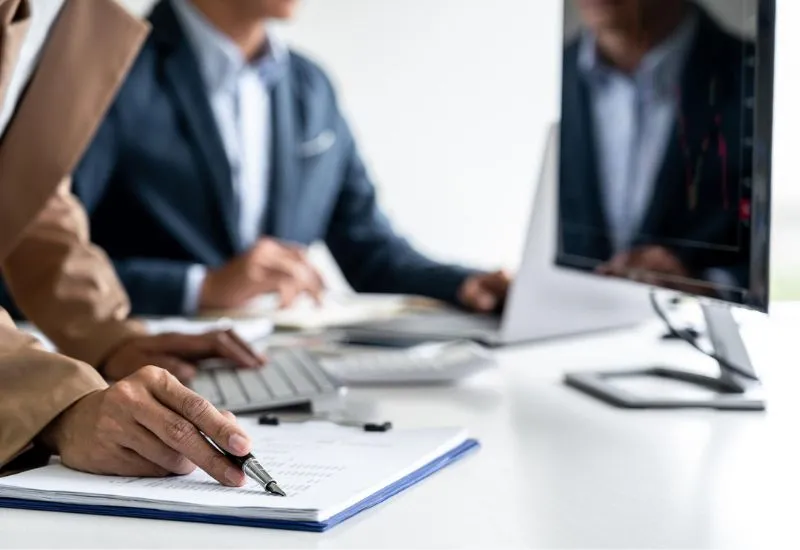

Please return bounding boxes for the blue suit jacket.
[2,0,473,317]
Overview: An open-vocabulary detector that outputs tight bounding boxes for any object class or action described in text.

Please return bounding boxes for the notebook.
[0,419,478,532]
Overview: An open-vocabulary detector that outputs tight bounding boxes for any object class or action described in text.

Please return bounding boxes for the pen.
[203,435,286,496]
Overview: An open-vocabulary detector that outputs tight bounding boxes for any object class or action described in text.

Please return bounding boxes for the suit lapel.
[268,70,300,239]
[0,0,148,262]
[151,2,239,252]
[161,48,239,251]
[0,0,29,110]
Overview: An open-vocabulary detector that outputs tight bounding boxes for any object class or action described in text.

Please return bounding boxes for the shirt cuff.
[183,264,208,315]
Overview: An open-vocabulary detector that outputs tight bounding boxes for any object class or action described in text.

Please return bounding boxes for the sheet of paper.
[142,317,273,344]
[207,292,418,329]
[0,419,468,522]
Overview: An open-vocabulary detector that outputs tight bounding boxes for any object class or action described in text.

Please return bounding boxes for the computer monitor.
[556,0,775,410]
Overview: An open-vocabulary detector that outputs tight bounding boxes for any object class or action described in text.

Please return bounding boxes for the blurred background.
[115,0,797,302]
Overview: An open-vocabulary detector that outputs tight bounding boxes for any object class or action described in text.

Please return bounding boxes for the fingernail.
[225,467,244,486]
[479,295,496,310]
[229,433,250,455]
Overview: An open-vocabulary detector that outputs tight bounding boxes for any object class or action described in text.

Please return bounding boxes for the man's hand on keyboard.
[37,366,252,486]
[458,270,512,313]
[101,330,265,383]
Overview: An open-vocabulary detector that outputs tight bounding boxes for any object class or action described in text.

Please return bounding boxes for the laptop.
[341,124,653,346]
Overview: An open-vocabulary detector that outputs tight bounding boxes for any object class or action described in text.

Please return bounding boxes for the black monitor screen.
[556,0,774,311]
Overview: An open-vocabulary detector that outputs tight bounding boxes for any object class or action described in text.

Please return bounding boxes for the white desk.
[2,304,799,549]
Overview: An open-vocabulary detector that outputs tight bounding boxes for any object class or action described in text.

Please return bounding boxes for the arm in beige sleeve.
[0,308,107,468]
[1,177,146,367]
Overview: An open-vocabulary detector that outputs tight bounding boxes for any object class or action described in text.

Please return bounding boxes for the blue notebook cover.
[0,438,479,532]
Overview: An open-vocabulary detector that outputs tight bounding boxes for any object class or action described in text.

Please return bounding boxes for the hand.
[103,331,264,383]
[596,246,689,280]
[38,366,251,485]
[458,270,512,313]
[595,246,713,295]
[200,238,325,310]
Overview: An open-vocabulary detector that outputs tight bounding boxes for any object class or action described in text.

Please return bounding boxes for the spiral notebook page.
[0,420,469,522]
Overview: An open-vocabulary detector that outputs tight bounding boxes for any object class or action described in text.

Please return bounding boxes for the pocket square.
[299,130,336,157]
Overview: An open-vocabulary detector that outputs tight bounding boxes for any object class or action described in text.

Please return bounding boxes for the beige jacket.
[0,0,148,467]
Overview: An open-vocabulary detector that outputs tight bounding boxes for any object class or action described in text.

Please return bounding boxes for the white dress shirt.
[171,0,287,313]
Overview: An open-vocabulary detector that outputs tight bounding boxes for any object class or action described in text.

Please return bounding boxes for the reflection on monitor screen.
[556,0,773,311]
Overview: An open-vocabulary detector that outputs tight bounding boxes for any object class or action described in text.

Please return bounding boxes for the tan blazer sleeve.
[2,178,147,367]
[0,308,106,468]
[0,0,149,366]
[0,0,148,468]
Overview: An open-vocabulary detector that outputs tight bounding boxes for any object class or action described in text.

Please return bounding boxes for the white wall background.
[116,0,797,288]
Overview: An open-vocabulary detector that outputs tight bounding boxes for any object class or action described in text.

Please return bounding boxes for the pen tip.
[266,481,287,497]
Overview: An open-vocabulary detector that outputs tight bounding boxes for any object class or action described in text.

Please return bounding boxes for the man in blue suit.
[45,0,509,317]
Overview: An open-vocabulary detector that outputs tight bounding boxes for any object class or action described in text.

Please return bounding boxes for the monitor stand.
[564,302,765,411]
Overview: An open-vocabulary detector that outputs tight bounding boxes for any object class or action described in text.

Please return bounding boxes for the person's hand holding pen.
[37,366,267,489]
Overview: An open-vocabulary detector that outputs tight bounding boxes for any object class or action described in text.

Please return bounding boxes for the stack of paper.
[0,419,478,531]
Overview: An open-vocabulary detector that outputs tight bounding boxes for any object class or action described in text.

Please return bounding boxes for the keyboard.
[191,348,345,414]
[318,341,496,385]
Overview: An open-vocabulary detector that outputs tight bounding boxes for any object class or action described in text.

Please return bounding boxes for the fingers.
[254,242,324,301]
[264,255,323,298]
[224,330,267,366]
[283,245,327,300]
[123,424,196,476]
[481,270,512,295]
[135,397,247,486]
[277,280,302,309]
[606,252,632,276]
[461,278,497,312]
[114,448,172,478]
[472,289,498,312]
[461,270,512,312]
[135,370,251,485]
[149,332,262,369]
[209,330,264,369]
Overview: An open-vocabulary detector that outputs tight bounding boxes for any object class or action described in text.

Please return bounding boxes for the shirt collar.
[171,0,287,93]
[578,8,698,98]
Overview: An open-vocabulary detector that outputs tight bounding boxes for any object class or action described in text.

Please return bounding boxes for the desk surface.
[3,304,799,549]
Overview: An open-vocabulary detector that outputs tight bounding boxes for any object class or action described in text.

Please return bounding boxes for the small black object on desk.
[258,414,393,432]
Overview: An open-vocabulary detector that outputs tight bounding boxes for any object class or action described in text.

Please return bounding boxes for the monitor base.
[564,368,765,411]
[564,297,764,411]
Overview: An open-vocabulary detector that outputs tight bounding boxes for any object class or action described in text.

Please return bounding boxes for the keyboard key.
[192,374,221,405]
[236,369,272,402]
[293,351,336,392]
[215,370,248,407]
[278,351,316,395]
[259,360,294,398]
